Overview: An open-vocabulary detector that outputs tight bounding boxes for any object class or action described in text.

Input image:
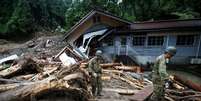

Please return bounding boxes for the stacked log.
[165,75,201,101]
[0,55,92,101]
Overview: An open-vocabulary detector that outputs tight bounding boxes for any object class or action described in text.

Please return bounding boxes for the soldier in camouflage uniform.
[150,46,177,101]
[88,50,103,96]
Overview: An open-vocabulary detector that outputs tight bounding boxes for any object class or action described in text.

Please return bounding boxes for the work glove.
[165,79,170,89]
[165,78,173,89]
[93,73,97,77]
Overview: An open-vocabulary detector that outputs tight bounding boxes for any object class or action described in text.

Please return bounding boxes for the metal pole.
[126,45,128,56]
[166,34,169,48]
[196,35,201,58]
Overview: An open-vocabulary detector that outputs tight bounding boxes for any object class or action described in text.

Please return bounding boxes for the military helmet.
[165,46,177,56]
[95,50,102,56]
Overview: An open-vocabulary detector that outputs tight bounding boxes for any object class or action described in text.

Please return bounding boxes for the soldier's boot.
[92,85,96,96]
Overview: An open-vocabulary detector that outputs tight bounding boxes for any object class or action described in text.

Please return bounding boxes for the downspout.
[166,34,169,48]
[196,35,201,58]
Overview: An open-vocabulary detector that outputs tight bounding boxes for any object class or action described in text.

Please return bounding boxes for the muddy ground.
[0,35,67,59]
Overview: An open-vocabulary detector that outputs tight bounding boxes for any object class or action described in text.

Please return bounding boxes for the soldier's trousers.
[91,75,102,96]
[150,83,165,101]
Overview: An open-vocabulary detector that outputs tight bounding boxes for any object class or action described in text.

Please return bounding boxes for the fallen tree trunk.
[0,63,92,101]
[0,72,91,101]
[0,56,42,78]
[174,75,201,92]
[0,78,28,84]
[0,79,68,101]
[0,81,35,92]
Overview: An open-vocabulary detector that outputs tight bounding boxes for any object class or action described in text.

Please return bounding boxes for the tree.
[0,0,201,38]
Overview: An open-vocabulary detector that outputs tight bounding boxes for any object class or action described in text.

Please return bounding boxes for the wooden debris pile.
[0,54,92,101]
[0,44,154,101]
[165,75,201,101]
[1,41,201,101]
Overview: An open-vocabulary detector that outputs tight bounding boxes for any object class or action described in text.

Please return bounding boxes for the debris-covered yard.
[0,36,201,101]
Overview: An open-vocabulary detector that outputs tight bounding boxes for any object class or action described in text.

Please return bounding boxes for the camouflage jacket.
[152,54,169,82]
[88,56,102,74]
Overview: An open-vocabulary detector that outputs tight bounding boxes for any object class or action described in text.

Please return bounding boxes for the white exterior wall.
[99,31,201,65]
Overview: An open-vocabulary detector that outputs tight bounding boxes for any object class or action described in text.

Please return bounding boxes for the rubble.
[0,36,201,101]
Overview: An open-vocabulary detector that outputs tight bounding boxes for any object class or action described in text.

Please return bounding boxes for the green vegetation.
[0,0,201,38]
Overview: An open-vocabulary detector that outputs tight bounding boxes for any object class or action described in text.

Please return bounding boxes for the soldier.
[150,46,177,101]
[88,50,103,96]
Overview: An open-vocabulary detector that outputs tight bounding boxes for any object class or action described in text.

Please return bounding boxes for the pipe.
[166,34,169,48]
[196,35,201,58]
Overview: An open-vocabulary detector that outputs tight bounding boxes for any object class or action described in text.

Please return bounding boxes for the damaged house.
[63,9,201,66]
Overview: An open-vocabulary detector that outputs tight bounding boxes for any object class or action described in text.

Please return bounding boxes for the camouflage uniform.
[151,54,169,101]
[88,56,102,96]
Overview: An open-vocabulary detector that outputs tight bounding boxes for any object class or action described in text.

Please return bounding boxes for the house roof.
[63,9,133,40]
[63,9,201,40]
[130,19,201,31]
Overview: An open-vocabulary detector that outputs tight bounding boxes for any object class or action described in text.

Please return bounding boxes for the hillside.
[0,0,201,41]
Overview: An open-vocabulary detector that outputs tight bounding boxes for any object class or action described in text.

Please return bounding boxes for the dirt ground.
[0,35,67,59]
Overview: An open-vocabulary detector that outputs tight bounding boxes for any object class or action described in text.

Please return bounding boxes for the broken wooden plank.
[104,88,138,95]
[111,74,143,90]
[13,74,35,81]
[114,66,140,72]
[54,46,68,59]
[80,63,121,68]
[101,75,111,80]
[130,85,153,101]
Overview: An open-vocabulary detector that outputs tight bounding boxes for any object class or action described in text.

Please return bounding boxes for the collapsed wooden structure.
[0,44,152,101]
[0,39,201,101]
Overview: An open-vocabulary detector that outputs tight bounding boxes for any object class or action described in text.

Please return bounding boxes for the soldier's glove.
[93,73,97,77]
[165,79,173,89]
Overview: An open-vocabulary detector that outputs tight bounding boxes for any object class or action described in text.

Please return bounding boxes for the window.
[176,35,195,46]
[102,38,113,46]
[133,36,146,46]
[121,36,127,45]
[148,36,164,46]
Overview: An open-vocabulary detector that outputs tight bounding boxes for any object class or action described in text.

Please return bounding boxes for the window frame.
[132,35,146,46]
[176,34,196,47]
[147,35,165,47]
